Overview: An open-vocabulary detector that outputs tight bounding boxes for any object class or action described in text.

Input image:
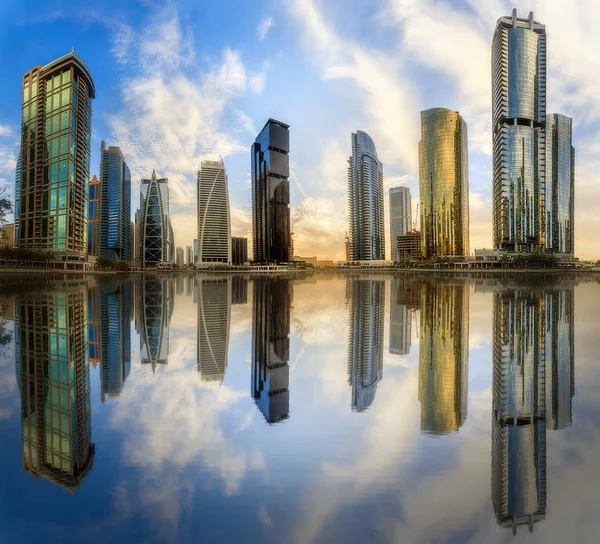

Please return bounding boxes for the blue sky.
[0,0,599,260]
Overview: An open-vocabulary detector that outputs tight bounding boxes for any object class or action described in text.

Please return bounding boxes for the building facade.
[252,119,291,263]
[492,10,547,252]
[175,247,184,267]
[232,236,248,265]
[16,52,94,266]
[348,131,385,261]
[198,158,231,264]
[139,170,170,267]
[185,245,193,266]
[419,108,469,258]
[397,230,422,261]
[389,186,411,262]
[87,175,100,256]
[545,114,575,256]
[99,141,131,261]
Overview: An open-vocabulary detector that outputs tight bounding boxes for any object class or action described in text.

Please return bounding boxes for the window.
[50,190,57,210]
[59,187,66,208]
[53,92,60,110]
[63,70,70,84]
[59,160,67,181]
[24,83,30,102]
[61,88,69,107]
[60,135,67,155]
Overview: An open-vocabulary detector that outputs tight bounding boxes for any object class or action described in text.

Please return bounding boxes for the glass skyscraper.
[347,131,384,261]
[251,119,291,264]
[389,186,411,262]
[99,141,131,262]
[492,10,546,252]
[87,175,100,256]
[419,108,469,258]
[16,52,94,266]
[139,170,170,267]
[197,159,231,264]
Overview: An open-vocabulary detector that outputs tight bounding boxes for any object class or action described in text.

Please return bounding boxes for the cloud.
[257,16,274,41]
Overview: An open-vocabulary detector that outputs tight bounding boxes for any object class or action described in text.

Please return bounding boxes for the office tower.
[389,187,411,262]
[347,279,384,412]
[197,278,231,382]
[193,239,198,264]
[389,277,417,355]
[139,170,169,267]
[252,119,291,263]
[231,276,248,304]
[16,52,94,266]
[88,175,100,256]
[251,277,292,423]
[99,142,131,261]
[232,236,248,265]
[88,283,101,368]
[14,153,21,242]
[197,159,231,264]
[129,221,134,262]
[545,114,575,256]
[176,247,184,267]
[186,245,193,266]
[168,219,174,263]
[15,283,95,490]
[133,210,141,264]
[418,281,469,433]
[419,108,469,258]
[492,10,546,252]
[397,230,421,261]
[347,131,385,261]
[140,277,173,371]
[100,281,131,401]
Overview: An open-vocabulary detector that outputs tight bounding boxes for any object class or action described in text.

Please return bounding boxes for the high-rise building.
[197,278,231,382]
[14,153,21,242]
[419,108,469,258]
[140,277,173,371]
[193,239,198,264]
[347,279,384,412]
[232,236,248,265]
[87,175,100,256]
[197,159,231,264]
[252,277,292,423]
[175,247,184,267]
[16,52,94,266]
[492,10,546,252]
[545,114,575,256]
[252,119,291,263]
[139,170,170,267]
[133,211,141,265]
[15,283,95,490]
[186,245,193,266]
[99,142,131,261]
[397,230,422,261]
[418,281,469,433]
[168,218,174,264]
[389,187,411,262]
[347,131,385,261]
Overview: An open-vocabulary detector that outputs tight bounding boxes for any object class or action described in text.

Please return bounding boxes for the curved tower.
[140,170,169,267]
[419,108,469,258]
[348,131,384,261]
[492,10,546,252]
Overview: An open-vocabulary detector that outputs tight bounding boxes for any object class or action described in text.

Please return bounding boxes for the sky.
[0,0,599,261]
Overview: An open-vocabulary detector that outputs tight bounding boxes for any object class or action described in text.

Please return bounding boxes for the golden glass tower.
[418,108,469,258]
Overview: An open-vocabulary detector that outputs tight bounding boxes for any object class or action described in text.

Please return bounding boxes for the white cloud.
[257,16,274,41]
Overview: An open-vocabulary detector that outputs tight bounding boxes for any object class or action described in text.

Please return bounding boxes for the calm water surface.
[0,273,598,544]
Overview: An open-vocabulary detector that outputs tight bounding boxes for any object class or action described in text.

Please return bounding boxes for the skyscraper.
[197,278,231,382]
[14,153,21,243]
[168,218,174,264]
[16,52,94,267]
[492,10,546,252]
[252,119,291,263]
[545,114,575,256]
[99,142,131,261]
[231,236,248,265]
[347,279,384,412]
[87,175,100,256]
[193,239,198,264]
[186,245,193,266]
[347,131,385,261]
[418,281,469,433]
[389,187,411,262]
[139,170,170,267]
[419,108,469,258]
[175,247,184,267]
[197,159,231,264]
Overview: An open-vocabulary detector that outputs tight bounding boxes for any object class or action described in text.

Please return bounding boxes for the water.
[0,272,598,544]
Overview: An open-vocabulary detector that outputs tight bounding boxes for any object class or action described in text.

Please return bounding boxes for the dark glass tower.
[251,119,291,264]
[139,170,169,267]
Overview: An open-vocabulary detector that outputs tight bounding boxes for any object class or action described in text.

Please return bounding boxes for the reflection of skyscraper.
[389,277,418,355]
[197,278,231,382]
[251,277,292,423]
[140,278,173,371]
[231,276,248,305]
[347,280,384,412]
[15,284,95,490]
[100,281,131,401]
[88,283,101,368]
[418,281,469,433]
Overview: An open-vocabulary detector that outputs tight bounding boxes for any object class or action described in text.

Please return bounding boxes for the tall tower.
[197,159,231,264]
[389,186,411,262]
[87,175,100,257]
[139,170,169,267]
[492,10,547,252]
[347,131,385,261]
[16,52,94,265]
[419,108,469,258]
[99,142,131,261]
[545,114,575,256]
[251,119,291,264]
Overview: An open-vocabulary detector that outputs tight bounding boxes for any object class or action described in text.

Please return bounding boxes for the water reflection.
[139,277,174,371]
[389,277,419,355]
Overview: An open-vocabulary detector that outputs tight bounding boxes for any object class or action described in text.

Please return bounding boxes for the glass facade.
[251,119,291,263]
[139,170,169,267]
[347,131,385,261]
[231,236,248,265]
[389,186,411,262]
[87,175,100,256]
[17,53,94,262]
[418,108,469,258]
[492,10,547,252]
